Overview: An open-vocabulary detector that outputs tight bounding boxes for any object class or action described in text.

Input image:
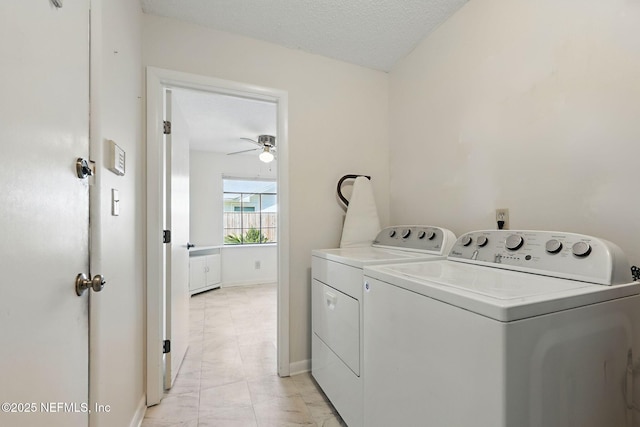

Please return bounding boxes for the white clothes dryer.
[311,225,456,427]
[363,230,640,427]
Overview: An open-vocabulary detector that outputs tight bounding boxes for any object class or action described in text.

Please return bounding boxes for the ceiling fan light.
[259,148,274,163]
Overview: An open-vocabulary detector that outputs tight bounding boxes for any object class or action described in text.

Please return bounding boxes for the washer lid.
[364,260,640,321]
[312,246,442,269]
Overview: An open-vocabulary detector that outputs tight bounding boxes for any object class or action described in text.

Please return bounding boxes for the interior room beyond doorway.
[173,88,278,290]
[172,87,280,391]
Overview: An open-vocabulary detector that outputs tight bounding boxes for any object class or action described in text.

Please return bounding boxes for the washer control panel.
[373,225,456,255]
[448,230,632,285]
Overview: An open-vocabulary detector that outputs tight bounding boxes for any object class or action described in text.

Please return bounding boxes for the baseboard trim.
[221,280,277,288]
[129,395,147,427]
[289,359,311,376]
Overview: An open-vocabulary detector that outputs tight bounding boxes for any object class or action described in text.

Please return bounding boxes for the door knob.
[76,273,106,296]
[75,158,93,179]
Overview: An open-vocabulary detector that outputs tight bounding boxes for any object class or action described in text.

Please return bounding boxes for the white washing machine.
[311,225,456,427]
[363,230,640,427]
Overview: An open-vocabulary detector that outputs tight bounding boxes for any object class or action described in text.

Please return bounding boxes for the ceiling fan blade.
[240,137,262,147]
[227,148,260,155]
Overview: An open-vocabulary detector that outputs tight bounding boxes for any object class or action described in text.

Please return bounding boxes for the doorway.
[146,67,290,405]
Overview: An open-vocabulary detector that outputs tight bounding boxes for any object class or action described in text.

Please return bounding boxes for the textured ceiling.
[140,0,469,72]
[152,0,469,154]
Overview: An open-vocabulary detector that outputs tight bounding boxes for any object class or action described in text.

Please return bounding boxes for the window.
[223,178,277,245]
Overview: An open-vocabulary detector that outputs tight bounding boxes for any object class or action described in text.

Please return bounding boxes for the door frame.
[145,66,290,405]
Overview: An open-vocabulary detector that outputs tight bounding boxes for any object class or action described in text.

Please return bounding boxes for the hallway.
[142,284,345,426]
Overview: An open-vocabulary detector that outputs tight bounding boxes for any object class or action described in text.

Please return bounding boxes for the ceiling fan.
[227,135,276,163]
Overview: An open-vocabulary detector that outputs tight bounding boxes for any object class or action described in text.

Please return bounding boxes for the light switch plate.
[112,189,120,216]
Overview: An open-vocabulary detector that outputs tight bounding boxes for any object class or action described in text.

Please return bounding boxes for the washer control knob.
[417,230,426,239]
[426,230,436,240]
[477,236,488,247]
[545,239,563,254]
[505,234,524,251]
[461,235,473,246]
[401,229,411,239]
[572,241,592,257]
[389,229,396,238]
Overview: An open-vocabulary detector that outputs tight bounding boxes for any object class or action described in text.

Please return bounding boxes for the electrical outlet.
[496,208,509,230]
[255,261,261,270]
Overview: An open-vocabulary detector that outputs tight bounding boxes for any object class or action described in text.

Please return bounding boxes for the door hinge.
[163,340,171,354]
[163,230,171,244]
[163,120,171,135]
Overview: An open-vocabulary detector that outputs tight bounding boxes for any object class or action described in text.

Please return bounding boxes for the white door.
[164,89,190,388]
[0,2,91,427]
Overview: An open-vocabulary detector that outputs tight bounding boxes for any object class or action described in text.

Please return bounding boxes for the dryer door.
[312,279,360,375]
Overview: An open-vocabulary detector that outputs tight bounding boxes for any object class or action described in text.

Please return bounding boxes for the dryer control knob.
[505,234,524,251]
[426,230,436,240]
[417,231,426,239]
[572,241,592,257]
[461,236,473,246]
[401,229,411,239]
[477,236,488,247]
[545,239,563,254]
[389,230,396,238]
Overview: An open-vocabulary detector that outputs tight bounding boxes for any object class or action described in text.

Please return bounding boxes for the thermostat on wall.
[108,140,125,176]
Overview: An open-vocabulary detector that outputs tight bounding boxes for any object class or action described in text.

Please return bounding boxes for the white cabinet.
[189,249,221,295]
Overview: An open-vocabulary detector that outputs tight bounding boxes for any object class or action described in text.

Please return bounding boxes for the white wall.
[190,150,278,286]
[91,0,145,425]
[389,0,640,266]
[142,15,390,365]
[222,245,278,286]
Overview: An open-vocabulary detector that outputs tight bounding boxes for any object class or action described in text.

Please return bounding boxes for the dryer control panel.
[372,225,456,255]
[448,230,632,285]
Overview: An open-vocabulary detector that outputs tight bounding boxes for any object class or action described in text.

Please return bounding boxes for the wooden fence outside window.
[223,212,277,243]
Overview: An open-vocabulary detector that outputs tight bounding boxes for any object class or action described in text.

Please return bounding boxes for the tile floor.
[142,283,346,427]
